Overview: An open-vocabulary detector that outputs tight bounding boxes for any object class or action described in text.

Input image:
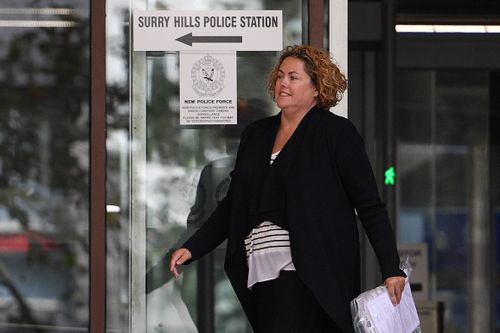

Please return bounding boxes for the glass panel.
[396,70,490,333]
[0,1,90,331]
[106,0,305,332]
[493,72,500,333]
[106,1,132,331]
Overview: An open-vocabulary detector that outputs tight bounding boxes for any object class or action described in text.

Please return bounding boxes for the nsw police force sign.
[133,10,283,51]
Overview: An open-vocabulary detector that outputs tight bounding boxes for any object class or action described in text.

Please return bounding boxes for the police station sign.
[133,10,283,125]
[133,10,282,51]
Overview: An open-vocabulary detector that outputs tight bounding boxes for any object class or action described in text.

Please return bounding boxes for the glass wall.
[396,70,492,332]
[106,0,305,332]
[0,1,90,331]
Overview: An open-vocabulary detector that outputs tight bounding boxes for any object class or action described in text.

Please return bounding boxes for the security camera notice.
[180,51,237,125]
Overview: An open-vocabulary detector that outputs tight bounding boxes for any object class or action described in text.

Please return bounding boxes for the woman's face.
[274,56,318,113]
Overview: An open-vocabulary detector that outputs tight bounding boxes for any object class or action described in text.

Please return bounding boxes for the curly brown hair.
[266,45,348,109]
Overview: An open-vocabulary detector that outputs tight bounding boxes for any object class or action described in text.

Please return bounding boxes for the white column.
[329,0,348,118]
[129,2,147,332]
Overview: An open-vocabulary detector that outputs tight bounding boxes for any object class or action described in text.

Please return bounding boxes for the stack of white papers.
[351,279,420,333]
[365,281,420,333]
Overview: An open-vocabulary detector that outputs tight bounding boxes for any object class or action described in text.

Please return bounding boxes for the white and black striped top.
[245,151,295,289]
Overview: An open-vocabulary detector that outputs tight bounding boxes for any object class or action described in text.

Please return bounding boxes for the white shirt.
[244,151,295,289]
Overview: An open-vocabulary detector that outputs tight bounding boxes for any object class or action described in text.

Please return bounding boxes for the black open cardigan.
[183,107,404,332]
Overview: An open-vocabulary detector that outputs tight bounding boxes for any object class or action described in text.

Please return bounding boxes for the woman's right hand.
[169,248,192,279]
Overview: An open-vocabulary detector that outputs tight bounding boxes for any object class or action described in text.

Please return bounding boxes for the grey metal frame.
[90,0,106,332]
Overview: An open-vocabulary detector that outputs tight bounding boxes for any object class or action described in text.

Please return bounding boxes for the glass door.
[133,2,302,332]
[106,0,326,332]
[395,69,493,332]
[0,1,90,331]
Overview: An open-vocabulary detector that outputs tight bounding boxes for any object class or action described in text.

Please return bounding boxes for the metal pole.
[90,0,107,331]
[469,144,491,333]
[380,0,397,228]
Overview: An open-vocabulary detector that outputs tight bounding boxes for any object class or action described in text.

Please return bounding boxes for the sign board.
[133,10,283,51]
[398,243,429,301]
[179,51,237,125]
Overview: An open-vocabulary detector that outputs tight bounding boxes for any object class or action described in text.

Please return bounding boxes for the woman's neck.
[280,103,316,131]
[272,104,315,153]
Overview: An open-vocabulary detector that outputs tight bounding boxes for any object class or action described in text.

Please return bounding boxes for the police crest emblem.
[191,54,225,97]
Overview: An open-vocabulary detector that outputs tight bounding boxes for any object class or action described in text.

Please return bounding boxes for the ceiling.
[396,0,500,23]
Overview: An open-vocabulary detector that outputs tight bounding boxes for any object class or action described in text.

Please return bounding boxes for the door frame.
[90,0,106,332]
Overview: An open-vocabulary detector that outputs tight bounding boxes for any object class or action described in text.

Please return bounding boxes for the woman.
[170,45,406,333]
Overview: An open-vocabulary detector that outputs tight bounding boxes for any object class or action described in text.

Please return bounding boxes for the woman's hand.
[384,276,406,305]
[169,248,192,279]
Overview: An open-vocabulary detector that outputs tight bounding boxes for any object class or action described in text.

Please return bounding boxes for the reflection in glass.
[396,70,490,332]
[0,0,90,331]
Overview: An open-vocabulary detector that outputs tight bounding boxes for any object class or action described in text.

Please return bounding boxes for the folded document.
[350,269,420,333]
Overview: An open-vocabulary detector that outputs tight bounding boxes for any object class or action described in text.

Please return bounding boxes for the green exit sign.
[384,166,396,185]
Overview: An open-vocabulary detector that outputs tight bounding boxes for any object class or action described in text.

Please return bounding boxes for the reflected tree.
[0,1,90,328]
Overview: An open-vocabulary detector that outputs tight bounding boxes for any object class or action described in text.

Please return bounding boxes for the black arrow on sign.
[176,33,243,46]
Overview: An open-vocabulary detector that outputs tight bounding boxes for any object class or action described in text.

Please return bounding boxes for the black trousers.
[251,271,344,333]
